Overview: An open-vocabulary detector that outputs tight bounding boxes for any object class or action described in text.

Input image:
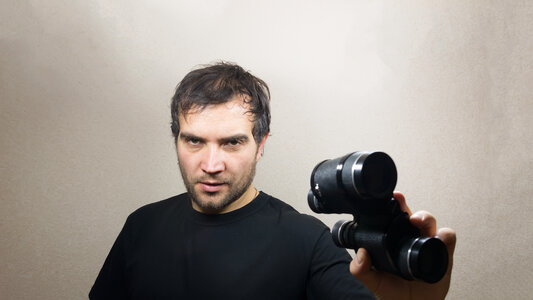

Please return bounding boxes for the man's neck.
[222,184,258,214]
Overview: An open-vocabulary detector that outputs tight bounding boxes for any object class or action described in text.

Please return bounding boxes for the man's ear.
[255,132,269,161]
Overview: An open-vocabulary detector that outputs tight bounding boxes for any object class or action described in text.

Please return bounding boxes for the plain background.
[1,1,532,299]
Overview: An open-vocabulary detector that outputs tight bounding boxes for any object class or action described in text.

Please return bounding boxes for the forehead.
[179,98,254,136]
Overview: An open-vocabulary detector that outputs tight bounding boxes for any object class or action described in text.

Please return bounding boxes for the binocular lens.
[356,152,397,199]
[309,152,398,214]
[332,220,449,283]
[399,237,449,283]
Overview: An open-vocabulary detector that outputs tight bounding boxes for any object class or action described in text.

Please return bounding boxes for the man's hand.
[349,192,457,300]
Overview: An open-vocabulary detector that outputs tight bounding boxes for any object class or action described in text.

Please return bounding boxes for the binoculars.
[308,151,448,283]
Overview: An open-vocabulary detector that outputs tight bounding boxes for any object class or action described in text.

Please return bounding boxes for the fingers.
[436,227,456,293]
[437,227,457,256]
[408,206,456,285]
[350,248,372,276]
[350,248,380,293]
[410,210,437,237]
[394,191,412,215]
[394,191,447,239]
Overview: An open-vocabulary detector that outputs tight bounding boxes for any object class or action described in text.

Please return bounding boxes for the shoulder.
[125,193,189,226]
[260,192,330,235]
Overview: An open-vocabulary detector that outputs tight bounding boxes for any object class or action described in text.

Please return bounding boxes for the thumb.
[350,248,381,292]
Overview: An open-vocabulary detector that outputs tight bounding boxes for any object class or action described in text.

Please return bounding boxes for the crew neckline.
[188,191,269,225]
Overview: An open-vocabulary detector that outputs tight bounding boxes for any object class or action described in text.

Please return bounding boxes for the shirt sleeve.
[306,228,377,300]
[89,219,130,300]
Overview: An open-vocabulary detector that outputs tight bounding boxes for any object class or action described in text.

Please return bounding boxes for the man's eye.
[224,139,243,148]
[187,138,201,145]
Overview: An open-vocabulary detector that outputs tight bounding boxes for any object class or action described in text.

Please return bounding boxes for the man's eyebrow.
[179,133,204,142]
[220,135,249,143]
[179,133,249,144]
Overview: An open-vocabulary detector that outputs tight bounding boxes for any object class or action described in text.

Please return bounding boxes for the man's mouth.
[198,181,225,193]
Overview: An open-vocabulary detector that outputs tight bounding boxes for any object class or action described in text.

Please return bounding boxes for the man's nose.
[200,146,225,174]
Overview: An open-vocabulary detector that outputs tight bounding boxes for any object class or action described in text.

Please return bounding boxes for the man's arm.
[89,222,129,300]
[306,227,377,299]
[350,192,457,300]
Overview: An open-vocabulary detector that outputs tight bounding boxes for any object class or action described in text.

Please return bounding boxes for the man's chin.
[191,192,232,213]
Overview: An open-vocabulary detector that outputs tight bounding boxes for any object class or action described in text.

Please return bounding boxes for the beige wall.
[1,1,532,299]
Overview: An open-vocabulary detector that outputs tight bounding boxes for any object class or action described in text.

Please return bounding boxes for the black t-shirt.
[89,192,375,299]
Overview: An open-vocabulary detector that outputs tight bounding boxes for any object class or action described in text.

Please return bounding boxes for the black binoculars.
[308,151,448,283]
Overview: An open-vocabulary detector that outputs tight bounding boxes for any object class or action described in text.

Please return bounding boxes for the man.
[90,62,456,299]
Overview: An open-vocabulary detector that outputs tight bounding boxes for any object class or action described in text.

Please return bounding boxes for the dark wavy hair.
[171,62,271,143]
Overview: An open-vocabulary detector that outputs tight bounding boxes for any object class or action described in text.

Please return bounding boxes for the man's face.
[176,97,267,214]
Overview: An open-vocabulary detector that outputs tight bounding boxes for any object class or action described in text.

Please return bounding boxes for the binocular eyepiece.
[308,151,448,283]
